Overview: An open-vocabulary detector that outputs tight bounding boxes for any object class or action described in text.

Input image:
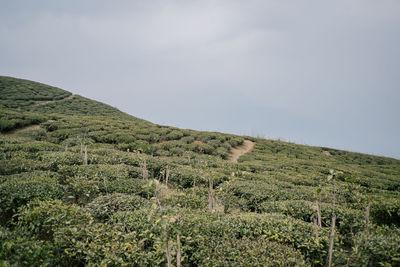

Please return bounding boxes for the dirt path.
[228,140,255,163]
[1,124,43,136]
[1,95,74,136]
[33,94,74,106]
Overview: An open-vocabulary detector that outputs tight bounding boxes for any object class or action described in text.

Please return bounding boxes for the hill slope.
[1,76,399,266]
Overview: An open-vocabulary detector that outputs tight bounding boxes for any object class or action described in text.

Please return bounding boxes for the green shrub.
[0,177,65,216]
[167,166,201,189]
[2,141,61,153]
[58,164,135,181]
[259,200,366,246]
[15,199,92,241]
[165,130,184,141]
[66,176,102,204]
[162,192,205,210]
[0,110,47,133]
[187,142,215,155]
[107,178,155,199]
[193,236,307,266]
[1,76,400,266]
[259,200,316,221]
[371,198,400,226]
[40,152,83,171]
[352,225,400,266]
[13,199,96,266]
[53,221,151,266]
[118,141,156,154]
[220,213,329,265]
[224,179,314,211]
[86,193,150,221]
[113,210,329,265]
[0,155,46,175]
[0,226,58,266]
[228,137,244,147]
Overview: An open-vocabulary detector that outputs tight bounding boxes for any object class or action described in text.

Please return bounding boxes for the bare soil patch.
[1,124,43,136]
[33,94,74,106]
[228,140,255,163]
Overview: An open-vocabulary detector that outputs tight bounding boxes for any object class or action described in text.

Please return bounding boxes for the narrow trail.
[1,124,43,136]
[1,95,74,136]
[228,140,255,163]
[33,94,74,106]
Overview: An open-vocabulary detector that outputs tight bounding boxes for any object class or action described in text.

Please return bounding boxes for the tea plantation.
[1,76,399,266]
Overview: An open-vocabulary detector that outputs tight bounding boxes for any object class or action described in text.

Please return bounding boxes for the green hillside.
[1,76,399,266]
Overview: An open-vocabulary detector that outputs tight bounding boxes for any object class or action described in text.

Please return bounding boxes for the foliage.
[0,226,58,266]
[86,193,150,221]
[370,198,400,226]
[1,76,400,266]
[0,110,47,133]
[352,225,400,266]
[0,175,65,216]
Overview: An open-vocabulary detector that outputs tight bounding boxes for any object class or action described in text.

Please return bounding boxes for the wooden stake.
[165,166,169,186]
[365,201,370,225]
[83,146,88,165]
[327,215,336,267]
[142,158,148,179]
[314,218,319,242]
[192,178,196,196]
[316,200,322,227]
[208,179,214,212]
[166,240,172,267]
[176,234,181,267]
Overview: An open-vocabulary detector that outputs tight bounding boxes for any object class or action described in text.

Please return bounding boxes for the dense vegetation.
[1,76,399,266]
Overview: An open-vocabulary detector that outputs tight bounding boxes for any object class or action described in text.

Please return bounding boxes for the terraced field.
[1,76,399,266]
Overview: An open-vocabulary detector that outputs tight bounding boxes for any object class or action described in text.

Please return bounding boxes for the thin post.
[365,201,370,225]
[192,178,196,196]
[327,215,336,267]
[313,218,319,242]
[165,166,169,186]
[83,146,88,165]
[316,200,322,227]
[142,158,148,179]
[176,234,181,267]
[208,179,214,212]
[166,240,172,267]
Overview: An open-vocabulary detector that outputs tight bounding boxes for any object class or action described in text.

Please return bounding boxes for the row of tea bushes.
[1,199,310,266]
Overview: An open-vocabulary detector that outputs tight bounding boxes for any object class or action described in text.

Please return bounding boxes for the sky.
[1,0,399,158]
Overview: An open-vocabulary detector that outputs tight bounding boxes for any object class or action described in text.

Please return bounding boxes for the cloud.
[1,0,399,158]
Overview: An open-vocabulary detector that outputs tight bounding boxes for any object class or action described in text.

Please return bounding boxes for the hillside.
[1,76,399,266]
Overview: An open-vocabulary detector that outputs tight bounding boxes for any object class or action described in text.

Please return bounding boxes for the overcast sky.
[1,0,399,158]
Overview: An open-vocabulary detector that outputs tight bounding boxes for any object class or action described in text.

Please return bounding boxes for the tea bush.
[0,176,66,215]
[161,192,206,210]
[86,193,150,221]
[352,225,400,266]
[193,236,307,266]
[259,200,366,246]
[1,76,400,266]
[15,200,92,241]
[40,152,83,171]
[0,226,58,266]
[0,110,47,133]
[224,179,314,211]
[107,178,156,199]
[370,198,400,226]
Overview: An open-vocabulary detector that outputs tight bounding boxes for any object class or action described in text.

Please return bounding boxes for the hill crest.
[1,75,399,266]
